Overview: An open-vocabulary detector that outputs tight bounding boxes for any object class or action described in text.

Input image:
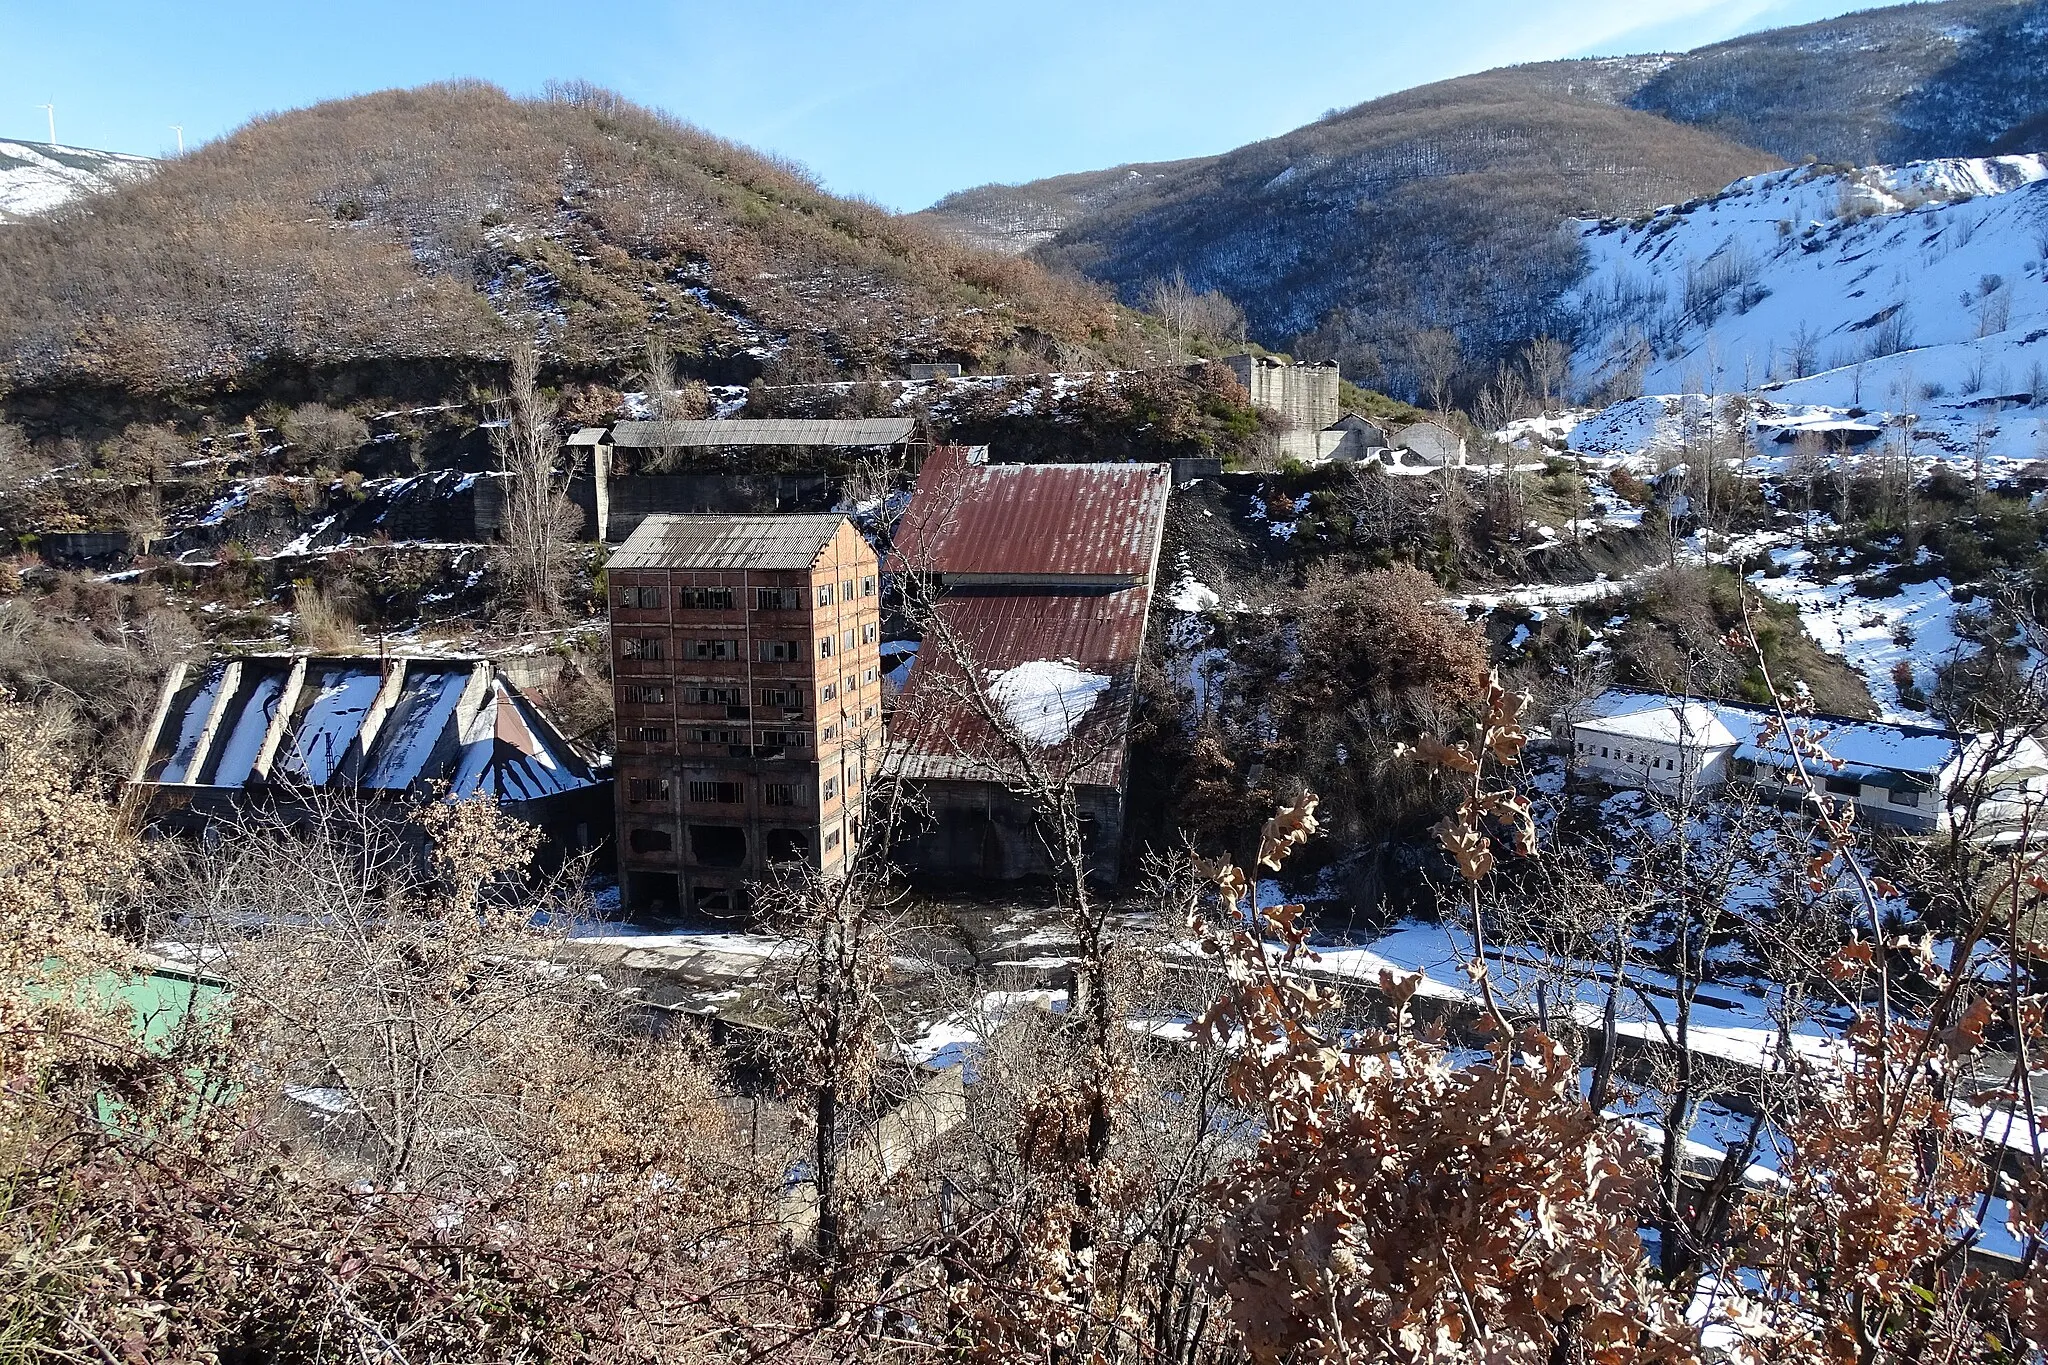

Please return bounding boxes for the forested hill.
[918,0,2048,398]
[0,81,1127,404]
[924,65,1777,396]
[1624,0,2048,166]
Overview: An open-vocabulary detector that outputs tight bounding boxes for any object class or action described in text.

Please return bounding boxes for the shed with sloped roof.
[129,652,610,856]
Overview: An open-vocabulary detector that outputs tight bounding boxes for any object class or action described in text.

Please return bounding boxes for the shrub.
[279,404,370,470]
[290,579,362,651]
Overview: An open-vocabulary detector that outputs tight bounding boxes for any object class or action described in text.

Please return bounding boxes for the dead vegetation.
[0,81,1141,398]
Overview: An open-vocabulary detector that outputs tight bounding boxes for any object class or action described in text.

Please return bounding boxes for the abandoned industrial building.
[572,417,921,542]
[885,445,1171,882]
[128,652,609,846]
[608,512,884,915]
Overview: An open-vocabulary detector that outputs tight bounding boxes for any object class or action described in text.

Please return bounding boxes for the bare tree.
[1475,360,1530,436]
[491,336,579,622]
[1410,327,1463,414]
[642,332,681,419]
[1143,270,1247,361]
[1520,334,1571,408]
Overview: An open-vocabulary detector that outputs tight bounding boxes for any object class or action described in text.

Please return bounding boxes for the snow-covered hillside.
[0,141,154,223]
[1564,155,2048,465]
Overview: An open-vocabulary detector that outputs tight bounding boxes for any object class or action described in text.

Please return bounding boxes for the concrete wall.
[1224,355,1340,435]
[895,779,1125,884]
[36,531,133,566]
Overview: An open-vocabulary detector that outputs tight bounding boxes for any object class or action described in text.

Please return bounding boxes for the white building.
[1568,694,1742,795]
[1565,690,2048,833]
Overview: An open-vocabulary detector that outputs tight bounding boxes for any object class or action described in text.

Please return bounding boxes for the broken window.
[688,825,747,867]
[765,828,811,865]
[687,779,742,804]
[628,827,673,853]
[679,586,734,610]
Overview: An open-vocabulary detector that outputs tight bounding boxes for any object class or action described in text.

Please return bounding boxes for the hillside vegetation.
[1626,0,2048,165]
[1009,69,1775,391]
[921,0,2048,400]
[0,81,1129,404]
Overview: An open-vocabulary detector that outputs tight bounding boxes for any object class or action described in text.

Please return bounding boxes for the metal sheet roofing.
[608,513,850,571]
[566,426,611,446]
[611,418,915,448]
[135,654,601,801]
[886,587,1151,789]
[890,447,1171,583]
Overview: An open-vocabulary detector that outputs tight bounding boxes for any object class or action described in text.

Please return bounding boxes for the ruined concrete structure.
[886,448,1170,883]
[129,652,608,847]
[1224,353,1342,460]
[575,419,919,543]
[608,514,883,916]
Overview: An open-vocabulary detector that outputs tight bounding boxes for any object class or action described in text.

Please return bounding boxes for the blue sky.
[4,0,1876,210]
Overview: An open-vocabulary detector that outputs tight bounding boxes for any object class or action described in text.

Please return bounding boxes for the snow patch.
[986,659,1111,745]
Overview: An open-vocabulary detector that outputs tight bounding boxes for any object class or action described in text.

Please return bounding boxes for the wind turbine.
[170,124,183,154]
[37,103,54,145]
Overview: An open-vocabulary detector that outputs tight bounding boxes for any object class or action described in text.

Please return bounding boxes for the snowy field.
[0,140,154,221]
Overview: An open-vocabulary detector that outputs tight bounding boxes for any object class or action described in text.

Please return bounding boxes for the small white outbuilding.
[1568,693,1742,794]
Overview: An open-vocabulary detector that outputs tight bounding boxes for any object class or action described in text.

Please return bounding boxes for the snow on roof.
[888,588,1149,788]
[1739,714,1961,779]
[987,660,1111,746]
[1575,690,1967,778]
[135,654,600,802]
[1572,694,1745,750]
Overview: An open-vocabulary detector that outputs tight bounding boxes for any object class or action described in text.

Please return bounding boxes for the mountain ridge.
[917,0,2048,397]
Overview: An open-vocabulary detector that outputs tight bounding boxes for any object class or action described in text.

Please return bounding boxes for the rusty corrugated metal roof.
[612,418,915,448]
[886,588,1150,789]
[609,513,850,570]
[890,448,1171,583]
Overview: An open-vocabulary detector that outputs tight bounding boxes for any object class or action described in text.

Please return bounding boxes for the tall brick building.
[608,514,882,915]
